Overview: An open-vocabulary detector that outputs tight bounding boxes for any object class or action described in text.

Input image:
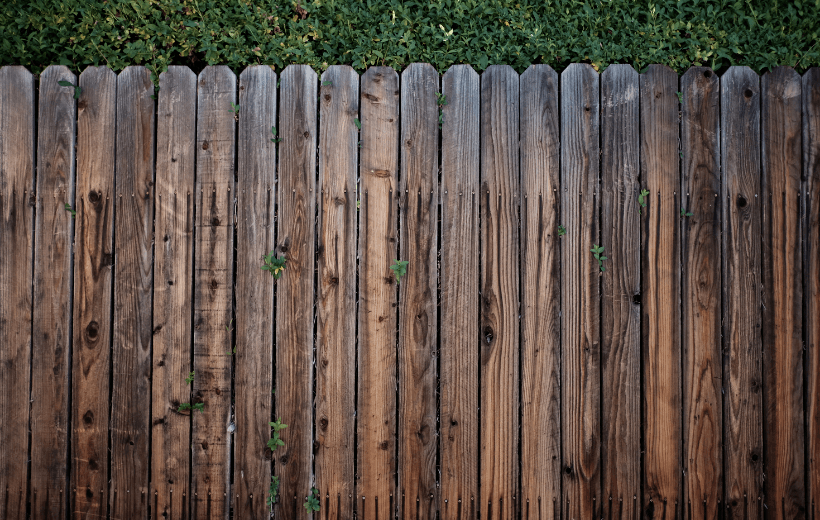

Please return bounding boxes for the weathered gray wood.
[640,64,682,517]
[680,66,722,520]
[560,63,601,519]
[192,66,235,520]
[72,65,116,519]
[398,62,439,520]
[805,67,820,520]
[0,65,35,519]
[30,64,76,519]
[276,64,317,520]
[316,64,358,520]
[519,64,561,515]
[152,65,196,520]
[233,65,277,520]
[721,66,763,519]
[110,65,155,519]
[357,66,399,520]
[439,64,480,520]
[760,66,804,518]
[600,63,640,518]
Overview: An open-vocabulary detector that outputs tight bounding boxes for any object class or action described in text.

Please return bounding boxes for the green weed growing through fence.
[304,487,320,513]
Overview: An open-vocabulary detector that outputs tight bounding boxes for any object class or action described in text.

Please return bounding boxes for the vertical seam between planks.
[147,68,159,520]
[395,68,402,520]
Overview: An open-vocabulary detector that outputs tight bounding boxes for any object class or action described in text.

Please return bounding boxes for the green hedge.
[2,0,818,81]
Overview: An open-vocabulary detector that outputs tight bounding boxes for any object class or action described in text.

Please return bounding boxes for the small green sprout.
[230,101,239,120]
[185,371,195,385]
[590,244,607,272]
[178,402,204,413]
[680,207,693,217]
[322,80,332,86]
[436,92,447,129]
[267,476,281,507]
[271,126,281,143]
[58,80,81,99]
[354,118,361,129]
[262,251,287,279]
[390,259,409,284]
[557,225,566,236]
[676,91,683,104]
[638,189,650,214]
[267,418,288,452]
[304,487,320,513]
[64,203,76,218]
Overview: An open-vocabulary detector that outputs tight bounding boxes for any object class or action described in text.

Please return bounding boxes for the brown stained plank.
[110,66,155,519]
[439,64,480,520]
[316,65,358,520]
[233,65,277,520]
[72,66,116,519]
[192,66,235,520]
[721,66,763,519]
[152,65,196,520]
[30,65,76,519]
[560,63,601,519]
[398,63,439,520]
[600,64,640,517]
[357,66,399,520]
[276,64,317,520]
[680,67,722,520]
[0,66,34,519]
[805,67,820,519]
[519,64,561,513]
[760,67,805,518]
[640,64,682,518]
[479,64,519,520]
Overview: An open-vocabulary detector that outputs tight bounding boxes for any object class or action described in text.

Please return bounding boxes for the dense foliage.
[2,0,818,80]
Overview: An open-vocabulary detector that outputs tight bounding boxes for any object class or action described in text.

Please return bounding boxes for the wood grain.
[600,64,640,518]
[31,64,76,519]
[560,63,601,519]
[109,66,155,519]
[72,65,116,519]
[0,65,34,520]
[760,66,805,518]
[152,65,196,520]
[357,66,399,520]
[680,66,722,520]
[398,62,439,520]
[192,66,235,520]
[721,66,763,519]
[640,64,682,518]
[439,64,480,520]
[276,64,317,520]
[519,64,561,516]
[233,65,277,520]
[479,64,520,520]
[316,65,358,520]
[804,66,820,520]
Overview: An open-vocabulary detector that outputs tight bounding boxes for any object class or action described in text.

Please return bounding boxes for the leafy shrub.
[1,0,817,81]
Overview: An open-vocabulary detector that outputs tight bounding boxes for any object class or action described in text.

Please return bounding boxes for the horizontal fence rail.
[0,62,818,520]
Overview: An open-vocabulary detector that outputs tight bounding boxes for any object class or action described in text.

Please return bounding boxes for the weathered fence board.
[152,64,196,520]
[316,64,358,520]
[722,66,763,519]
[761,66,805,518]
[439,64,480,520]
[0,65,34,519]
[398,62,439,520]
[357,66,399,520]
[600,63,640,518]
[192,65,236,520]
[641,64,682,517]
[519,64,561,516]
[72,65,116,519]
[276,64,317,520]
[31,64,76,519]
[680,66,722,520]
[234,64,276,520]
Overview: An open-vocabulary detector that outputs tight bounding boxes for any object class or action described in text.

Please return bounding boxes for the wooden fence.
[0,62,818,520]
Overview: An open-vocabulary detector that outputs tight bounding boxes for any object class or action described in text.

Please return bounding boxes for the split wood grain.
[192,66,236,520]
[680,67,722,520]
[398,62,439,520]
[560,63,601,520]
[31,64,76,519]
[357,66,399,520]
[72,65,116,519]
[316,65,359,520]
[760,66,805,518]
[600,63,640,518]
[721,66,763,519]
[0,65,34,519]
[439,64,480,520]
[276,64,317,520]
[110,66,155,519]
[152,65,196,520]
